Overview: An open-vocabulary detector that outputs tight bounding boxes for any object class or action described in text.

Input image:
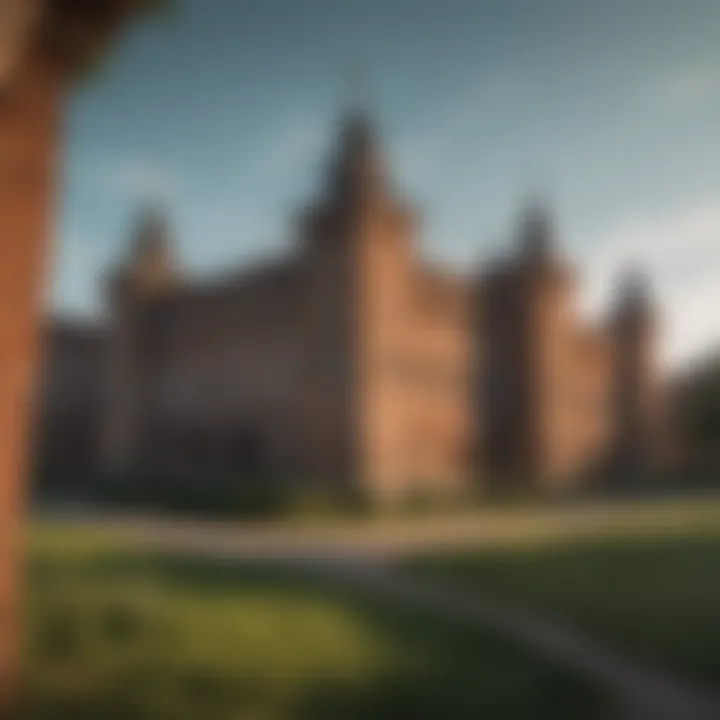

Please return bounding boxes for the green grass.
[24,527,607,720]
[408,527,720,688]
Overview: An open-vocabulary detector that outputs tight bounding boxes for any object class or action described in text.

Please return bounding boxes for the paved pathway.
[47,512,720,720]
[302,556,720,720]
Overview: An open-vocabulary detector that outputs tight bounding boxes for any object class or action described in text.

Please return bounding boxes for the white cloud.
[580,199,720,369]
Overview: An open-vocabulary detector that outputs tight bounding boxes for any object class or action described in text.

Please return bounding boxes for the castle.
[35,109,667,501]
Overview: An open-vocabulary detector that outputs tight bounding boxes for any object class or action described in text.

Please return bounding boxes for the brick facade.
[37,111,667,500]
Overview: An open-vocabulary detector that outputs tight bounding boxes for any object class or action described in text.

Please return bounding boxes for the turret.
[480,202,583,487]
[611,268,661,476]
[101,205,180,475]
[615,269,654,331]
[519,200,555,266]
[324,110,390,210]
[297,104,424,498]
[117,204,180,298]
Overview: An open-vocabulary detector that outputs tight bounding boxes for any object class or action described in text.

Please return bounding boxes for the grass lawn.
[24,526,607,720]
[407,524,720,688]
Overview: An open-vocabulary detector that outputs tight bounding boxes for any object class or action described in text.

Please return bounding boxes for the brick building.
[36,109,667,501]
[480,206,664,489]
[33,318,105,480]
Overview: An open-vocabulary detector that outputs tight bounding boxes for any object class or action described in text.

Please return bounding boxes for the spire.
[615,267,653,323]
[131,203,172,262]
[519,198,554,263]
[324,61,389,207]
[124,203,179,295]
[326,109,389,206]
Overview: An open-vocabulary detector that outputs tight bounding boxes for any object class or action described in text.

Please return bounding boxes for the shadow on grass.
[24,544,608,720]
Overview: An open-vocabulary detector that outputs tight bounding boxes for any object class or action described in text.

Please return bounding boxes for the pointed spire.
[323,60,390,207]
[326,108,387,205]
[125,203,179,295]
[131,203,172,262]
[519,198,554,264]
[616,266,653,322]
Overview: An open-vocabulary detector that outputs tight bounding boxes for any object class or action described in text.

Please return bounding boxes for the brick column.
[0,46,61,715]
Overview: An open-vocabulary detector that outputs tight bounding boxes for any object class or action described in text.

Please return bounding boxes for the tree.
[0,1,167,712]
[678,356,720,474]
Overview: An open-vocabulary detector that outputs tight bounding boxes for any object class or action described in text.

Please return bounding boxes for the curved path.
[45,508,720,720]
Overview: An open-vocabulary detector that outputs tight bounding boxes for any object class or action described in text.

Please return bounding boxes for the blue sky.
[53,0,720,367]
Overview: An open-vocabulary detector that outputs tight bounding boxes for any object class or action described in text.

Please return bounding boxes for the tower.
[520,200,555,266]
[101,205,180,475]
[480,202,580,488]
[122,204,180,296]
[610,269,661,477]
[298,107,420,499]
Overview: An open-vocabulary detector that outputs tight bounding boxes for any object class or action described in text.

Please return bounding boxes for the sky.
[52,0,720,369]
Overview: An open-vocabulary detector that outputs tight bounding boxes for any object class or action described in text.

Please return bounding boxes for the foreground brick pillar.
[0,46,61,716]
